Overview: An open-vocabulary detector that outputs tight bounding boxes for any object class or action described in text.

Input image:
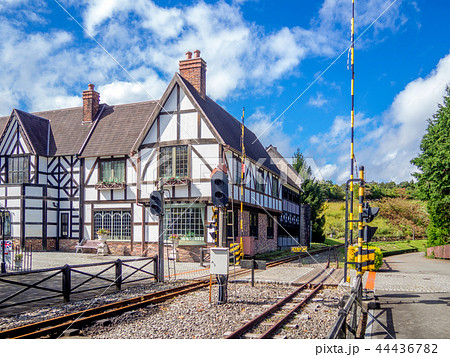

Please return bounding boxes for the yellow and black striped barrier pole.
[357,166,365,277]
[349,0,356,246]
[230,241,243,265]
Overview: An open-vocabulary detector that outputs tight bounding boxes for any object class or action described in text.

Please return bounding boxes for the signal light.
[362,203,380,223]
[149,191,163,216]
[211,171,228,207]
[362,202,380,242]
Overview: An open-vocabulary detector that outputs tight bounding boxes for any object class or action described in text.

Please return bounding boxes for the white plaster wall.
[200,119,214,139]
[180,90,194,111]
[25,225,42,237]
[179,112,197,140]
[85,158,98,185]
[163,88,177,112]
[160,114,177,142]
[25,199,42,208]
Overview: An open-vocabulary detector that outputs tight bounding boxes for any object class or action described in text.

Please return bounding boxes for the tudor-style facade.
[0,51,288,261]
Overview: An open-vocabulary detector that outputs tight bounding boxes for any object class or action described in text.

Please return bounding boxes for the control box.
[210,247,229,275]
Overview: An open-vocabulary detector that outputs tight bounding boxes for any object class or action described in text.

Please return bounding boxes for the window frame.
[267,215,274,239]
[60,213,69,238]
[159,145,189,179]
[163,204,205,242]
[249,211,258,238]
[98,158,126,183]
[272,177,279,197]
[255,169,265,193]
[93,209,132,241]
[7,155,30,184]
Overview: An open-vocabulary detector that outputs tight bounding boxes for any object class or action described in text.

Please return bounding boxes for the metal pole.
[1,213,5,274]
[218,208,225,247]
[158,183,165,282]
[357,166,364,279]
[251,258,255,287]
[349,0,356,247]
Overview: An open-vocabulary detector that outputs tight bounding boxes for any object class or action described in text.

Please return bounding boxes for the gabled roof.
[0,101,159,158]
[266,145,304,191]
[132,73,280,175]
[14,109,51,156]
[79,100,159,157]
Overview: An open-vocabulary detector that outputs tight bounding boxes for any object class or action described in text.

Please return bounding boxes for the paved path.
[366,252,450,339]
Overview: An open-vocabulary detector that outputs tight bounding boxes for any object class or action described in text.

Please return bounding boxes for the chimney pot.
[193,49,201,58]
[88,83,95,90]
[185,51,192,59]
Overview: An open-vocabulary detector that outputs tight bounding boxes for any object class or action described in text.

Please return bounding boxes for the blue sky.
[1,0,449,183]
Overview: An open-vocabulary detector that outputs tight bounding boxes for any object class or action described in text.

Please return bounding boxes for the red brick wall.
[59,239,79,252]
[179,57,207,98]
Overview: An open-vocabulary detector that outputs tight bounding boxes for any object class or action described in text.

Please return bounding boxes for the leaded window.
[267,215,274,239]
[272,177,279,197]
[160,145,188,178]
[255,169,265,193]
[164,205,204,242]
[93,210,131,240]
[234,154,242,185]
[250,211,258,238]
[99,160,125,183]
[8,156,29,184]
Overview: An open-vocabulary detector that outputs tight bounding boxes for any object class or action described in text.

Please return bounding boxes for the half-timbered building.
[0,51,289,261]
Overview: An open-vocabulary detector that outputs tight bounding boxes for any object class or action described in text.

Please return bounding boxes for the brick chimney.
[179,50,207,99]
[82,84,100,122]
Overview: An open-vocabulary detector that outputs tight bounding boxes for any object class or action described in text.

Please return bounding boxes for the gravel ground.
[0,280,186,332]
[84,283,345,339]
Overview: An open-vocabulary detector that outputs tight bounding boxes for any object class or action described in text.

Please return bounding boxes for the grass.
[324,198,428,241]
[369,239,427,253]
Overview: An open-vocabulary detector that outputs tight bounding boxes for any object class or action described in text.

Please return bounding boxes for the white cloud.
[247,108,296,158]
[308,52,450,183]
[308,92,328,107]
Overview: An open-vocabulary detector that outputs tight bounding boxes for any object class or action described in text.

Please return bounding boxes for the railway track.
[225,252,335,339]
[0,245,341,339]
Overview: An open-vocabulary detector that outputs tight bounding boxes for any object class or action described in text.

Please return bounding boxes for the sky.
[0,0,449,184]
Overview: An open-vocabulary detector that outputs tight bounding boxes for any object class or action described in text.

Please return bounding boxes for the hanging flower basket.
[95,182,126,190]
[97,229,110,242]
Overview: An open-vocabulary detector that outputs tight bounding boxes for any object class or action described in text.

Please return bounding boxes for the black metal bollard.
[251,258,255,287]
[62,264,71,303]
[154,255,159,282]
[115,259,122,291]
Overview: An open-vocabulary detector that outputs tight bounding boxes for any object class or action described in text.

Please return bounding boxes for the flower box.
[160,177,190,186]
[95,182,126,190]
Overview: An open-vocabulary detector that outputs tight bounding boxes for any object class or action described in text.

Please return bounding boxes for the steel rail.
[1,245,343,339]
[0,281,208,339]
[226,264,335,339]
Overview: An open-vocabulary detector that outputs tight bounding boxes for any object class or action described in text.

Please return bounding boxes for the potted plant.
[97,228,110,242]
[14,254,23,270]
[169,234,180,248]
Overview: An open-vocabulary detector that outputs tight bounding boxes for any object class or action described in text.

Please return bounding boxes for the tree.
[411,87,450,247]
[292,148,326,243]
[292,148,312,180]
[299,179,326,243]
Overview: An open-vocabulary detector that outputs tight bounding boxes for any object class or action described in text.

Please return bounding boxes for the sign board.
[291,246,308,253]
[210,248,229,275]
[0,240,12,264]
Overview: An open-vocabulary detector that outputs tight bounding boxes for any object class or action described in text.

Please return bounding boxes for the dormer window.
[8,156,29,184]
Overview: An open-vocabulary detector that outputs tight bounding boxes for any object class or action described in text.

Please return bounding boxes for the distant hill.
[324,197,428,241]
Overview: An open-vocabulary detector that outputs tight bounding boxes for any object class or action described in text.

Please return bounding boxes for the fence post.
[62,264,71,303]
[115,259,122,291]
[154,255,159,282]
